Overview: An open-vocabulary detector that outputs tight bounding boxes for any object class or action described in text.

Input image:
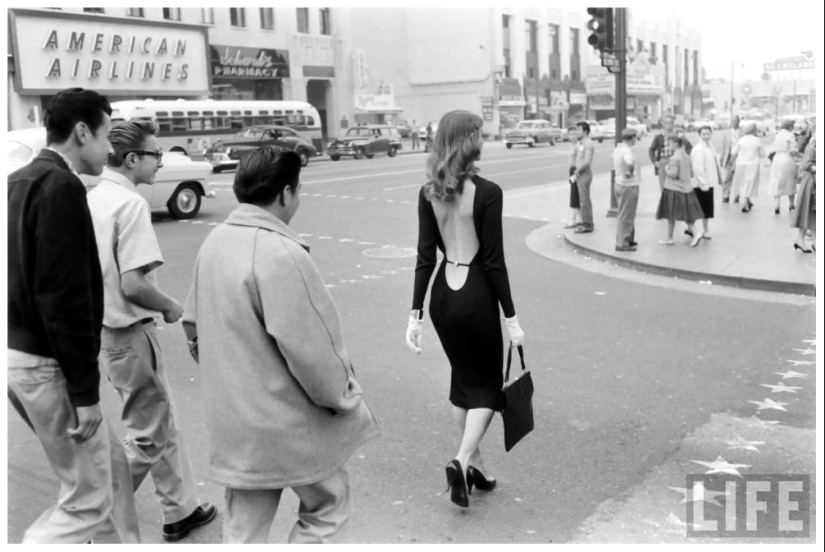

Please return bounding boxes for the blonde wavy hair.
[423,110,483,202]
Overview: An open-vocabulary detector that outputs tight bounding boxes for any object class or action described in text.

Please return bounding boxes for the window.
[230,8,246,28]
[650,42,657,63]
[260,8,274,30]
[662,44,669,87]
[503,48,511,78]
[684,49,690,88]
[320,8,332,35]
[83,8,105,14]
[637,39,644,55]
[570,28,579,56]
[127,8,144,18]
[297,8,309,33]
[163,8,181,21]
[525,20,537,53]
[201,8,214,24]
[549,24,560,54]
[693,50,699,87]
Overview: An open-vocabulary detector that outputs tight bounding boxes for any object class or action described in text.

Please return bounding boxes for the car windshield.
[8,140,34,164]
[516,122,533,129]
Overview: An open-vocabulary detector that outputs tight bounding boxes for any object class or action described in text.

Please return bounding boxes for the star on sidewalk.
[774,370,809,380]
[692,456,752,477]
[786,359,815,366]
[792,348,816,355]
[748,398,789,411]
[717,436,765,452]
[760,382,803,393]
[669,482,729,506]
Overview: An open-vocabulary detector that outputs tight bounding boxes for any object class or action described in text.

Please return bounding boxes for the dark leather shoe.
[163,504,217,542]
[684,229,694,237]
[574,227,593,234]
[467,466,497,492]
[615,245,637,251]
[628,241,638,247]
[445,460,469,508]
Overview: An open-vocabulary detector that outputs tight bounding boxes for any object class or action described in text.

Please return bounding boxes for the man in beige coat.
[183,147,381,544]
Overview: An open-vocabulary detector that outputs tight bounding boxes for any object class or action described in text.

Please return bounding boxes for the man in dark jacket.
[7,88,139,543]
[649,114,692,191]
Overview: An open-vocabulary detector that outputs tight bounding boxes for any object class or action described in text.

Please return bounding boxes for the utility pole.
[607,7,626,217]
[730,61,734,116]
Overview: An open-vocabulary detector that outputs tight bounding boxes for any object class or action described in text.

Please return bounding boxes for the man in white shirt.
[87,121,216,542]
[719,115,741,202]
[690,125,722,239]
[612,128,639,251]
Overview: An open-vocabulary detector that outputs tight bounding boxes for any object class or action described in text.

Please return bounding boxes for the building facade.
[583,10,703,124]
[7,7,344,139]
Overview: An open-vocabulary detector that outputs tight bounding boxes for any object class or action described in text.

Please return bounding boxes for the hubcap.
[177,189,197,212]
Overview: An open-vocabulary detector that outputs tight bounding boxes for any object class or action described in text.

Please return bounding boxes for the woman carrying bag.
[406,110,525,509]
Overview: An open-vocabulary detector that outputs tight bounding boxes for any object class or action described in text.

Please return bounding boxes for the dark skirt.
[569,180,580,208]
[656,188,705,223]
[429,258,504,411]
[694,186,714,218]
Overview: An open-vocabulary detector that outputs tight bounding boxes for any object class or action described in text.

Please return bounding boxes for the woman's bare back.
[431,179,479,290]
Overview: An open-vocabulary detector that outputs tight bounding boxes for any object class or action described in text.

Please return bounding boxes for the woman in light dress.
[768,119,799,214]
[791,129,816,253]
[731,123,765,213]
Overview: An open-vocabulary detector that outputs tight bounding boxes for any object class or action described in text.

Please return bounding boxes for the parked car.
[7,127,215,219]
[395,120,413,138]
[584,120,605,143]
[205,125,318,172]
[626,116,649,137]
[599,118,617,139]
[502,119,562,149]
[327,125,403,160]
[686,118,718,132]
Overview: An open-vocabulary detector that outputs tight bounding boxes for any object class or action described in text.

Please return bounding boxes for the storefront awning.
[355,106,404,113]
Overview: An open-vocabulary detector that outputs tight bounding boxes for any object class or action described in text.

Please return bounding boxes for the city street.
[7,135,816,543]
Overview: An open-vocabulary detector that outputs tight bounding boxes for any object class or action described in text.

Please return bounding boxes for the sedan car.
[205,125,318,172]
[503,119,562,149]
[395,120,413,138]
[626,116,648,137]
[7,127,214,220]
[327,125,403,160]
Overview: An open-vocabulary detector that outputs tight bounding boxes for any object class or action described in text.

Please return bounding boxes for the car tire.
[330,154,341,161]
[598,138,604,143]
[506,143,513,149]
[388,147,398,157]
[528,141,535,148]
[297,149,310,167]
[170,146,189,156]
[354,148,365,160]
[550,138,556,146]
[167,183,201,220]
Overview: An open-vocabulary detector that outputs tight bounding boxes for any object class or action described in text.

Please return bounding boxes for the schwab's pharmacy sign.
[9,9,210,96]
[210,46,290,79]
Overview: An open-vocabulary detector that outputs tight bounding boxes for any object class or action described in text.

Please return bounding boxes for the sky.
[628,1,822,82]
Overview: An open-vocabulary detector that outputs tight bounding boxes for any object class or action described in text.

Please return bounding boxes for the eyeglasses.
[124,150,163,162]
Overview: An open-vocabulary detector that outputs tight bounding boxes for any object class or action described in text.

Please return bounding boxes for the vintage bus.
[109,99,324,158]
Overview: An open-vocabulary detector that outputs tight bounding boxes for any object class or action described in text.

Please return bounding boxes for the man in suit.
[649,114,692,191]
[719,115,741,202]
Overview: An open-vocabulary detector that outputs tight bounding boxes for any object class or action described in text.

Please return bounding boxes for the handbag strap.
[504,344,526,383]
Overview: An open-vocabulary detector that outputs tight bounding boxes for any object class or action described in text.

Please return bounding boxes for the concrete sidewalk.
[504,166,817,296]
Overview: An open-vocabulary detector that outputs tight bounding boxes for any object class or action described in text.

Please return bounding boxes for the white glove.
[406,317,423,354]
[505,315,524,348]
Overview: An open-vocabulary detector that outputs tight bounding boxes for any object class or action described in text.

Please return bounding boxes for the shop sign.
[9,9,209,95]
[550,90,569,108]
[480,96,494,121]
[211,46,289,79]
[569,92,588,105]
[585,64,665,96]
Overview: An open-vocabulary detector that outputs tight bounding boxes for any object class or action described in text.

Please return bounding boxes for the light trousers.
[615,184,639,246]
[223,465,352,544]
[656,159,669,191]
[576,170,594,230]
[8,363,140,544]
[100,321,200,525]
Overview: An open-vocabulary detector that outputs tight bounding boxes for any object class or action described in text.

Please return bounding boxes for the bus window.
[252,117,269,125]
[187,111,203,131]
[273,110,283,115]
[202,111,214,130]
[229,110,243,130]
[305,116,315,126]
[171,111,187,132]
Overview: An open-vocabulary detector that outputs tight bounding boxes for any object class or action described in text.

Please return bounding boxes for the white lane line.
[304,168,422,185]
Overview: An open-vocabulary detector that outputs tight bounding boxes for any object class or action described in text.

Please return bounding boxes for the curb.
[310,149,428,164]
[561,234,815,297]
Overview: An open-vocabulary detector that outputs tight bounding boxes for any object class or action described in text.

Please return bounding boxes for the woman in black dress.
[406,111,525,508]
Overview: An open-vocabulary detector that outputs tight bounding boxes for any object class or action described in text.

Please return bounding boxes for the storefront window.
[260,8,274,30]
[230,8,246,28]
[201,8,214,24]
[297,8,309,33]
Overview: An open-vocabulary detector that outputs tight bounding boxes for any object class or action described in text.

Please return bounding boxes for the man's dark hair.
[233,146,301,206]
[667,134,684,148]
[44,87,112,145]
[108,121,157,167]
[698,125,713,134]
[576,121,590,135]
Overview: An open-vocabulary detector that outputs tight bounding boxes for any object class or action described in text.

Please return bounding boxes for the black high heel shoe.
[794,243,812,253]
[445,460,470,508]
[467,466,497,492]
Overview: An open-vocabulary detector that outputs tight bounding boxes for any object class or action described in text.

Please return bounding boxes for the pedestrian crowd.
[8,89,524,543]
[566,112,816,253]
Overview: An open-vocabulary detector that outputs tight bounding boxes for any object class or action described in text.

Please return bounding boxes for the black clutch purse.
[501,345,534,452]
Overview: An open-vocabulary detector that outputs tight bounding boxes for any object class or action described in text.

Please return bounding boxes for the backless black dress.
[412,176,516,411]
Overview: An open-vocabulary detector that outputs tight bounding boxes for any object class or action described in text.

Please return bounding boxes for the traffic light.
[586,8,614,53]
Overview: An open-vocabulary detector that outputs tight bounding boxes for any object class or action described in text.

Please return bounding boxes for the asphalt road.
[6,133,816,543]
